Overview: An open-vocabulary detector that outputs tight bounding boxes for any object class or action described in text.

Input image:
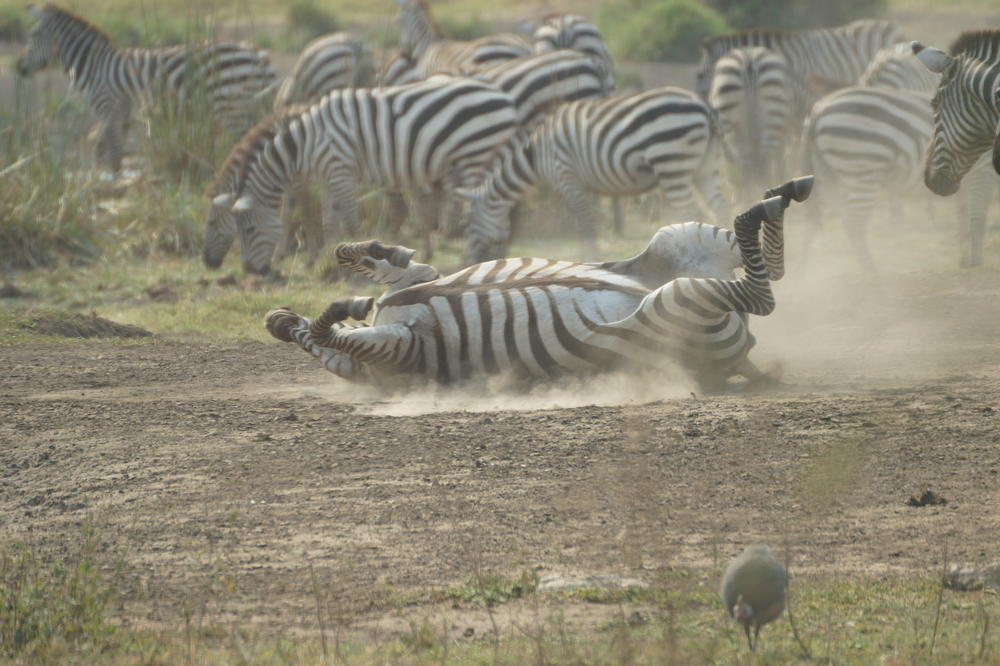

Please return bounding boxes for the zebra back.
[696,19,905,99]
[859,42,938,92]
[274,32,374,109]
[532,14,615,92]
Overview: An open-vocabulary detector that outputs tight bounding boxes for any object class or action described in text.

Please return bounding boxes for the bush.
[0,5,26,42]
[285,0,341,48]
[709,0,888,30]
[436,13,492,41]
[599,0,730,62]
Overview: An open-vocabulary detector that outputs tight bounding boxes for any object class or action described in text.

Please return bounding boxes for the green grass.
[3,529,998,665]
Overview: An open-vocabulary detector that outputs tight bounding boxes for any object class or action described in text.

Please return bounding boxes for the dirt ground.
[4,225,1000,640]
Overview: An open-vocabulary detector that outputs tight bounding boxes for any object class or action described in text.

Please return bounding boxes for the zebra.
[802,42,997,268]
[532,14,615,93]
[393,0,530,79]
[911,32,1000,196]
[858,42,939,91]
[15,3,277,173]
[270,32,376,265]
[455,87,731,265]
[696,19,905,101]
[707,46,808,202]
[273,32,374,109]
[263,176,813,390]
[203,76,518,275]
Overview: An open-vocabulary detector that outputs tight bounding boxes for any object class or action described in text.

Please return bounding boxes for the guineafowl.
[720,545,788,651]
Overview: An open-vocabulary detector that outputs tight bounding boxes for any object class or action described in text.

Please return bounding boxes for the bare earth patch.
[3,264,1000,641]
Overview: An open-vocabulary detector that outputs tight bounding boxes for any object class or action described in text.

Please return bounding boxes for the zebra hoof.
[788,175,814,202]
[757,196,785,224]
[265,307,301,343]
[347,296,375,320]
[388,245,416,268]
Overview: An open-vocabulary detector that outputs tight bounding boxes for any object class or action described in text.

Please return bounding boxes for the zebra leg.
[413,188,440,261]
[386,190,409,238]
[692,138,731,225]
[841,190,877,272]
[266,301,416,377]
[95,107,130,174]
[335,240,439,289]
[324,172,361,241]
[265,303,373,382]
[554,171,600,255]
[610,198,625,236]
[960,155,993,268]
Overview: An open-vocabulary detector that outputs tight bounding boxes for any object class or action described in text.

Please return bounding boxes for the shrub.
[286,0,341,48]
[600,0,730,62]
[436,13,492,41]
[0,4,26,42]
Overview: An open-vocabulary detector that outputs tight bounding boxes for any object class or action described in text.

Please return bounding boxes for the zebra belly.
[374,286,643,382]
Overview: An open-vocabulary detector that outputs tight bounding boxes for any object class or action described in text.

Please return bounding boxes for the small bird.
[720,545,788,651]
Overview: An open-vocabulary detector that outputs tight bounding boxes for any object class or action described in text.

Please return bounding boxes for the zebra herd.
[13,4,1000,388]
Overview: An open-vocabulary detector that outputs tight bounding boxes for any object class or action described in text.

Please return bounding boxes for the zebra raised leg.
[334,240,440,290]
[266,298,375,382]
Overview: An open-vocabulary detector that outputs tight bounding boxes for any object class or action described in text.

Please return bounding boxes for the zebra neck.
[400,7,438,57]
[55,25,118,91]
[489,136,540,205]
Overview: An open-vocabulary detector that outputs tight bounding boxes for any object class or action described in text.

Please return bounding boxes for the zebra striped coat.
[393,0,530,80]
[204,76,518,275]
[264,177,813,389]
[707,46,806,199]
[696,19,905,101]
[456,87,730,265]
[802,41,997,268]
[273,32,374,109]
[911,32,1000,195]
[16,3,277,172]
[532,14,615,93]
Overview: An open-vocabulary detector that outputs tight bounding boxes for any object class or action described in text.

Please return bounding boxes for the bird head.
[733,594,755,649]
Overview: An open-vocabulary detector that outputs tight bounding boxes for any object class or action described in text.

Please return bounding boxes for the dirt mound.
[20,309,153,338]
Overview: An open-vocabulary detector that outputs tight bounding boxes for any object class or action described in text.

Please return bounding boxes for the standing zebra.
[271,32,376,265]
[15,3,277,173]
[532,14,615,93]
[803,41,996,267]
[203,76,517,275]
[273,32,374,108]
[708,46,807,202]
[264,176,813,390]
[911,33,1000,195]
[696,19,905,101]
[394,0,530,79]
[456,87,730,265]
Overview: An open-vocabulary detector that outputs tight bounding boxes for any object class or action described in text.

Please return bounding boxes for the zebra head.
[16,5,60,77]
[233,195,284,275]
[203,193,239,269]
[913,40,1000,196]
[455,185,515,265]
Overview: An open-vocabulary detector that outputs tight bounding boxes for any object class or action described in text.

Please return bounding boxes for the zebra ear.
[212,193,234,208]
[911,42,952,74]
[232,195,254,212]
[453,187,478,201]
[26,4,44,19]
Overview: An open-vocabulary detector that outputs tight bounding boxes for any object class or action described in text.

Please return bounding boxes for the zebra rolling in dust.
[265,176,813,392]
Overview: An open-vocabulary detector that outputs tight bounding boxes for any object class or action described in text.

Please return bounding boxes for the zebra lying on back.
[16,3,277,173]
[532,14,615,93]
[456,87,730,265]
[203,76,517,275]
[911,32,1000,195]
[273,32,374,109]
[708,47,807,201]
[696,19,904,101]
[264,176,813,391]
[392,0,530,81]
[804,41,997,268]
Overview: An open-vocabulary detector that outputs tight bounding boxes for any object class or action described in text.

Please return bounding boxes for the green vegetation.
[599,0,730,63]
[2,530,998,664]
[709,0,889,30]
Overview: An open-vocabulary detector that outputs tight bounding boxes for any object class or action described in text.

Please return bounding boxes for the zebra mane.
[38,3,114,44]
[701,29,792,56]
[949,30,1000,60]
[207,106,306,196]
